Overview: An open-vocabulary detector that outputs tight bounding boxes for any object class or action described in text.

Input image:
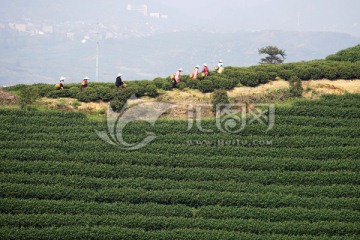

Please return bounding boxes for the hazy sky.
[170,0,360,35]
[1,0,359,36]
[1,0,359,85]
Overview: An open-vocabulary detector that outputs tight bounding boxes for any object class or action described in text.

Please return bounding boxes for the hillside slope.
[0,94,360,238]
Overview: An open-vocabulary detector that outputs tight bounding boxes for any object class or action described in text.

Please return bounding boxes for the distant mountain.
[0,30,359,86]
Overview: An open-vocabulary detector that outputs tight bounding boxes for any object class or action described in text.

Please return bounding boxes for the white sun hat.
[84,76,89,79]
[60,76,65,81]
[178,68,183,71]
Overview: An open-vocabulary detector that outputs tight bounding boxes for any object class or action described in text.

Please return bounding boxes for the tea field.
[0,94,359,239]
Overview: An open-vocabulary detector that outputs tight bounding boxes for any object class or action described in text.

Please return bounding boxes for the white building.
[127,4,148,16]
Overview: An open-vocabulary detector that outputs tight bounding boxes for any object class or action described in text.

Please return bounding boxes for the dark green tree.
[258,45,286,64]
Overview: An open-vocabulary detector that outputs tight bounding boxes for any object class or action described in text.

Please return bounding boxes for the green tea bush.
[321,66,337,80]
[110,98,127,112]
[208,75,234,90]
[37,84,56,97]
[116,87,136,102]
[268,72,278,81]
[289,76,303,97]
[198,80,215,93]
[325,44,360,62]
[177,82,187,91]
[77,87,99,102]
[308,67,322,80]
[239,72,259,87]
[337,63,355,79]
[46,89,72,98]
[153,77,163,88]
[295,67,311,80]
[18,86,39,110]
[97,86,116,101]
[185,79,199,89]
[153,77,172,90]
[278,70,294,80]
[133,82,158,98]
[69,87,80,98]
[145,84,159,97]
[256,71,270,84]
[211,89,229,113]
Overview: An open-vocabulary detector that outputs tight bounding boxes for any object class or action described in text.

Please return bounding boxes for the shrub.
[46,89,72,98]
[133,82,158,98]
[198,80,215,93]
[325,44,360,62]
[268,72,278,81]
[308,67,322,80]
[211,78,234,90]
[321,66,337,80]
[256,71,270,84]
[19,86,39,110]
[211,89,229,113]
[153,77,165,89]
[77,87,99,102]
[134,84,146,98]
[337,64,355,79]
[278,70,294,80]
[353,62,360,78]
[162,81,173,91]
[185,79,199,89]
[289,76,303,97]
[69,87,80,98]
[282,63,297,70]
[295,67,312,80]
[145,84,159,97]
[177,82,187,91]
[225,69,250,85]
[110,98,127,112]
[116,87,136,102]
[153,78,172,90]
[38,84,56,97]
[98,87,116,102]
[239,72,260,87]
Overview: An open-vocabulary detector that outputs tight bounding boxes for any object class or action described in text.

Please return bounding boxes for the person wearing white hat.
[81,76,89,92]
[115,73,124,89]
[202,63,209,77]
[59,76,65,90]
[173,68,183,88]
[217,60,224,73]
[56,76,65,90]
[192,65,200,80]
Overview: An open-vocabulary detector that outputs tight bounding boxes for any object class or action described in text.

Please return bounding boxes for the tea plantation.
[0,94,359,239]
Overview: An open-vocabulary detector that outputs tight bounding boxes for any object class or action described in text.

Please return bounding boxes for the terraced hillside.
[0,94,359,239]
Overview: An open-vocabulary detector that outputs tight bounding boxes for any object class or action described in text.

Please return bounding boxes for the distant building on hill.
[127,4,148,16]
